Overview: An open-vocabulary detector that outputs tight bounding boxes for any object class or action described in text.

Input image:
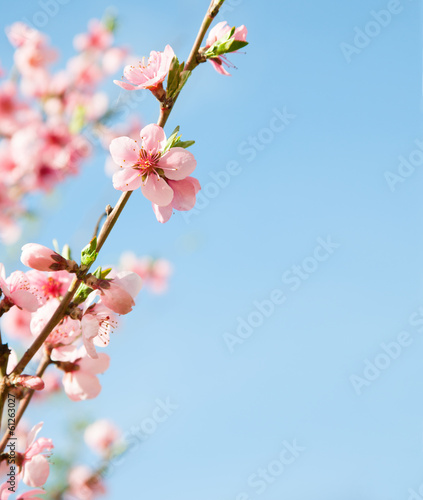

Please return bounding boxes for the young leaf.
[81,237,98,266]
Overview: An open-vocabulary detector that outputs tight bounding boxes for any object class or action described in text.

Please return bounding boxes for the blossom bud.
[21,243,75,272]
[15,375,45,390]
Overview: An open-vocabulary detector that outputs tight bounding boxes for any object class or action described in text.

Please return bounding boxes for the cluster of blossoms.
[110,21,247,222]
[0,18,131,244]
[0,10,248,499]
[0,242,142,495]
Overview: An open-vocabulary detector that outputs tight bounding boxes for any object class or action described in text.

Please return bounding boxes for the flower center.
[136,149,161,175]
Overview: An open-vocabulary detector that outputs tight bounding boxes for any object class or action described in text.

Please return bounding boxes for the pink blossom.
[14,36,57,77]
[26,270,72,304]
[5,23,40,48]
[30,299,81,347]
[93,271,142,315]
[114,45,174,91]
[205,21,248,76]
[51,345,110,401]
[21,243,70,272]
[74,19,113,53]
[1,307,33,341]
[0,81,32,136]
[119,252,172,293]
[152,176,201,223]
[20,422,53,487]
[67,465,106,500]
[110,124,197,208]
[0,264,39,312]
[84,419,121,455]
[81,301,118,358]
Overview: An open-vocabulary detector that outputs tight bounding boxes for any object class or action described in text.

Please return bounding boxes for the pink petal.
[159,148,197,180]
[63,371,101,401]
[152,203,173,223]
[113,80,139,91]
[168,177,201,211]
[208,58,231,76]
[79,352,110,375]
[123,65,148,86]
[140,124,166,154]
[113,271,143,298]
[234,25,248,42]
[112,167,143,191]
[109,137,139,166]
[141,174,174,206]
[10,289,39,312]
[99,283,135,315]
[22,455,50,487]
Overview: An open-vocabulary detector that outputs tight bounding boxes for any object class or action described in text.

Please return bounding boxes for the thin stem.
[184,0,225,71]
[93,211,108,239]
[0,354,50,453]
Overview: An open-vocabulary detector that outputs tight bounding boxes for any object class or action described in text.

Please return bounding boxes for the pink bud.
[21,243,69,272]
[16,375,45,390]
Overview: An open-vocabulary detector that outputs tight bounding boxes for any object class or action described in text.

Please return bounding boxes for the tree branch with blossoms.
[0,0,248,496]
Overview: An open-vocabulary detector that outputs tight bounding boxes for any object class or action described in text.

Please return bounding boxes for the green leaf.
[174,140,195,149]
[166,56,181,99]
[73,282,93,303]
[177,70,191,93]
[210,39,248,56]
[69,105,86,134]
[81,237,98,266]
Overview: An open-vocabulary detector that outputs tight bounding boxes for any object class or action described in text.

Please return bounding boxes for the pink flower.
[119,252,172,294]
[20,422,53,487]
[74,19,113,53]
[0,265,39,312]
[152,176,201,223]
[21,243,70,272]
[84,419,121,456]
[81,301,118,358]
[51,345,110,401]
[30,299,81,347]
[93,271,142,315]
[1,307,33,341]
[205,22,248,76]
[5,23,40,48]
[26,270,72,304]
[110,124,197,207]
[67,465,106,500]
[114,45,174,91]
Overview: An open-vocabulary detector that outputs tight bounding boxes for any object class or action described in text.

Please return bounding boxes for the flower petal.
[140,124,166,154]
[112,168,143,191]
[168,177,201,211]
[141,174,174,206]
[159,147,197,180]
[109,137,139,166]
[152,203,173,223]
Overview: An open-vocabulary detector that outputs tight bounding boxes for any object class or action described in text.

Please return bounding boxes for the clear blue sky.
[1,0,423,498]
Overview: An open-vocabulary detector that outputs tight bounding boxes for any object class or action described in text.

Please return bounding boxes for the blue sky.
[1,0,423,498]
